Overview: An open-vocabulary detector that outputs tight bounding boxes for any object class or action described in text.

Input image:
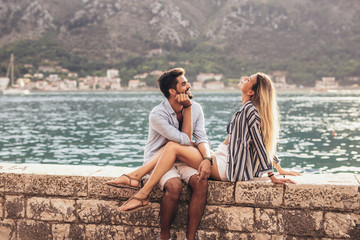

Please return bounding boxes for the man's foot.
[105,174,140,189]
[119,190,151,212]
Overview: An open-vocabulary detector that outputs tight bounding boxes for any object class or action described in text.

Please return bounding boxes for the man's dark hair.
[157,68,185,98]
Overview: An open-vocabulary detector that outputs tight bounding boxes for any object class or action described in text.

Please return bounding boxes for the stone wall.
[0,163,359,240]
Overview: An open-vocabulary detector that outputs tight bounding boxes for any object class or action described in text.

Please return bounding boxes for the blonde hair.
[250,72,279,160]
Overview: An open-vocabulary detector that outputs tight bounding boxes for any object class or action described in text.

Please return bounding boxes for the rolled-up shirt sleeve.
[192,104,210,147]
[149,112,191,146]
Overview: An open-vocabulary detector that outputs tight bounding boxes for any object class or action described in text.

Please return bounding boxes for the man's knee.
[190,176,208,196]
[164,178,182,199]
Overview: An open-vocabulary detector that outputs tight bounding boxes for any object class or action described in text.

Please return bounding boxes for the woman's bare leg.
[119,142,204,211]
[106,146,166,187]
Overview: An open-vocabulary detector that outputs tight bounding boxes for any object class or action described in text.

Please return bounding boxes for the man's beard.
[176,89,194,99]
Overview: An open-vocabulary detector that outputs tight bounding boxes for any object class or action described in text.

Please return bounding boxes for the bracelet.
[183,104,192,108]
[268,173,274,178]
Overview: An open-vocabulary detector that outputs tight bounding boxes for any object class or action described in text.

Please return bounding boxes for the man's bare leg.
[159,178,182,240]
[186,175,208,240]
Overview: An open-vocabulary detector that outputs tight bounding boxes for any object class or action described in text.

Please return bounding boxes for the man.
[108,68,212,240]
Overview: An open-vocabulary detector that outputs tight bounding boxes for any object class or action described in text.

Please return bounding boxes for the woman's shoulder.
[242,101,258,114]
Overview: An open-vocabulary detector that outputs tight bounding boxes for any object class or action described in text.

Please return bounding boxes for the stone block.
[52,224,86,240]
[223,232,250,240]
[77,199,122,224]
[0,173,5,193]
[27,197,76,222]
[120,202,160,227]
[0,197,3,218]
[235,181,283,207]
[0,219,16,240]
[200,205,253,232]
[278,209,323,236]
[5,195,25,218]
[4,173,87,197]
[254,208,277,233]
[196,230,220,239]
[284,184,360,210]
[88,176,139,200]
[85,224,160,240]
[249,233,286,240]
[324,212,360,238]
[207,181,235,205]
[18,220,52,240]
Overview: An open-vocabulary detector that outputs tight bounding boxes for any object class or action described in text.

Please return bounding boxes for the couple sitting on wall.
[106,68,300,240]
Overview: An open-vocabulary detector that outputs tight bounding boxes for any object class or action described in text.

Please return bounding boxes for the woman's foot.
[106,174,140,189]
[119,190,151,212]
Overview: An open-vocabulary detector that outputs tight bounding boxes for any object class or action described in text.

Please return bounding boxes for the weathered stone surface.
[85,224,160,240]
[4,173,87,197]
[85,224,126,240]
[18,220,52,240]
[88,176,139,200]
[235,181,283,207]
[0,197,3,218]
[200,205,254,231]
[27,197,76,222]
[196,229,220,239]
[0,219,16,240]
[324,212,360,238]
[121,202,160,227]
[207,181,235,205]
[278,209,323,236]
[255,208,277,233]
[52,224,86,240]
[250,233,285,240]
[5,195,25,218]
[223,232,250,240]
[284,184,360,210]
[77,199,122,224]
[0,172,5,193]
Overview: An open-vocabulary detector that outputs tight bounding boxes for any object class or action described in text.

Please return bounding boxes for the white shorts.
[213,143,229,181]
[147,162,198,191]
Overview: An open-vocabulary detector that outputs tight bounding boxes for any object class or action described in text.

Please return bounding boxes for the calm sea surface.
[0,91,359,174]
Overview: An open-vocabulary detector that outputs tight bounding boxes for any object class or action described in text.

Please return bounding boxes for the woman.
[110,72,300,212]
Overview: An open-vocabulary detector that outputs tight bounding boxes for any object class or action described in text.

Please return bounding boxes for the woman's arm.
[273,161,301,176]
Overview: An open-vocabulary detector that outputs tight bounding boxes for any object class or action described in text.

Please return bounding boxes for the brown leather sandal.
[105,174,140,189]
[119,190,151,213]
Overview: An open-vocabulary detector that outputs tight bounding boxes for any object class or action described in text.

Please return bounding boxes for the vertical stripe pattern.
[226,101,273,182]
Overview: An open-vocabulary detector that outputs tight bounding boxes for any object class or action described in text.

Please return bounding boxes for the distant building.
[197,73,223,82]
[34,73,44,79]
[150,70,163,76]
[68,72,78,78]
[110,78,121,90]
[60,79,77,90]
[61,68,69,73]
[134,73,148,79]
[205,81,225,90]
[47,74,61,82]
[128,80,145,88]
[107,69,119,79]
[0,77,10,90]
[315,77,339,90]
[24,64,33,69]
[35,81,48,90]
[38,66,55,73]
[23,74,32,78]
[192,81,203,90]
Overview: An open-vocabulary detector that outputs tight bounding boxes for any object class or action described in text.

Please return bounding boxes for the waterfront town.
[0,61,359,94]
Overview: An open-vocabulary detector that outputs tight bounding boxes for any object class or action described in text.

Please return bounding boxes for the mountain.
[0,0,359,85]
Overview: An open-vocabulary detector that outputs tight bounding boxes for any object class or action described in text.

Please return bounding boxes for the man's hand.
[175,93,191,106]
[197,160,211,181]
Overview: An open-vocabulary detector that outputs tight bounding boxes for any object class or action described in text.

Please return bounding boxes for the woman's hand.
[270,175,296,185]
[278,169,301,176]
